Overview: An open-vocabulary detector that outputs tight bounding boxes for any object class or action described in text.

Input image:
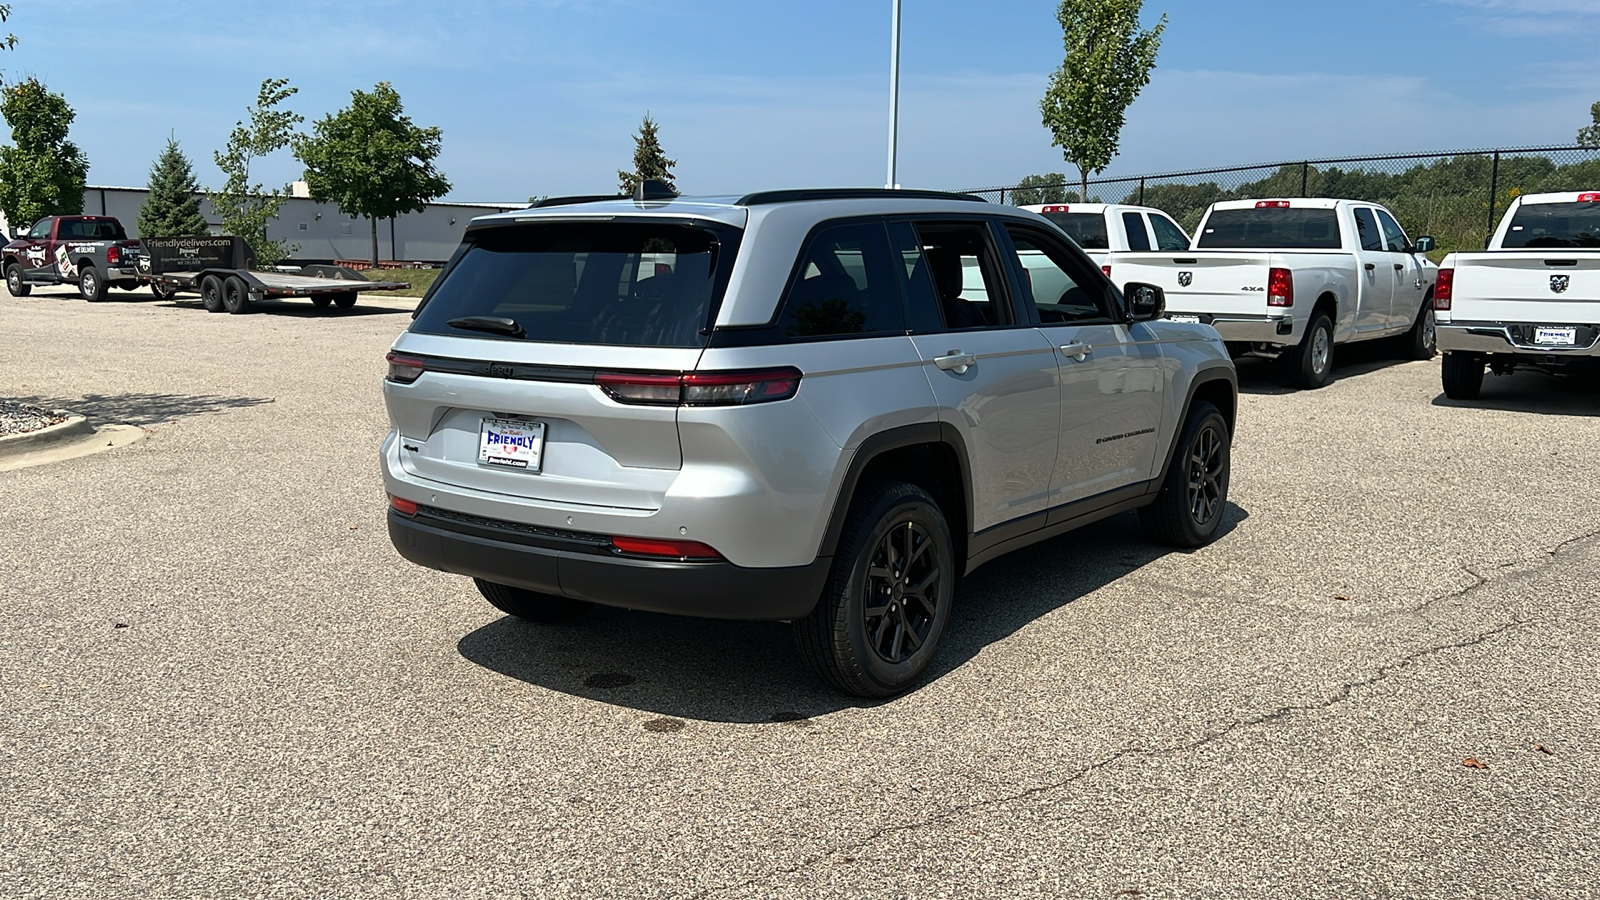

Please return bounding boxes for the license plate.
[1168,314,1201,324]
[478,417,545,472]
[1534,326,1577,346]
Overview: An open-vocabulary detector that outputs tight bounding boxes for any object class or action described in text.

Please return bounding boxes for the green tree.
[618,114,676,194]
[0,78,89,230]
[137,138,209,237]
[1010,173,1071,206]
[210,78,302,268]
[1040,0,1166,204]
[294,82,450,265]
[1579,101,1600,148]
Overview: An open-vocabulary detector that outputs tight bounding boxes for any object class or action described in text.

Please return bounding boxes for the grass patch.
[360,268,440,298]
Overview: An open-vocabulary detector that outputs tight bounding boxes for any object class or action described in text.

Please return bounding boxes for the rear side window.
[1150,215,1189,251]
[1501,201,1600,248]
[412,222,737,347]
[1196,208,1342,250]
[776,222,905,339]
[1352,208,1383,251]
[59,219,126,240]
[1121,212,1152,251]
[1040,212,1110,250]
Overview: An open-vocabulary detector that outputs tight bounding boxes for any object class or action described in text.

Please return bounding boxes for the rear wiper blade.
[448,316,525,338]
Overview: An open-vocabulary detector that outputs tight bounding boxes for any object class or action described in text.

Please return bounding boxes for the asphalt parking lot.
[2,285,1597,898]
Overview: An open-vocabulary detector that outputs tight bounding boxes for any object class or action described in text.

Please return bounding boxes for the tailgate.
[1114,251,1273,317]
[1449,252,1600,323]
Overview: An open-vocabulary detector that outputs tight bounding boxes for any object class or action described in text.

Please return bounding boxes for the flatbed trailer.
[135,236,410,314]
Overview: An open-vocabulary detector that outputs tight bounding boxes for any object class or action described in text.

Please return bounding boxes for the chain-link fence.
[961,146,1600,257]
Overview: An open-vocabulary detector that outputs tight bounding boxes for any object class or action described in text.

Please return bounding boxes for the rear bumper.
[1437,322,1600,358]
[388,509,830,620]
[1169,312,1294,345]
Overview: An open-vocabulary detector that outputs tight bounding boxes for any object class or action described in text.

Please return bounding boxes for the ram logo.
[1177,271,1193,287]
[1550,275,1570,294]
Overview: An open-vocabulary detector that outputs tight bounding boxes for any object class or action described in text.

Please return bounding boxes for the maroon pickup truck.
[3,215,143,301]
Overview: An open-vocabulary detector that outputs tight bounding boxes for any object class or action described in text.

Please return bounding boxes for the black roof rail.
[529,193,626,209]
[735,188,990,206]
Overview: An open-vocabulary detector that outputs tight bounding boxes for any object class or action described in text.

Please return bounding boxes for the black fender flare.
[815,422,974,559]
[1153,367,1239,489]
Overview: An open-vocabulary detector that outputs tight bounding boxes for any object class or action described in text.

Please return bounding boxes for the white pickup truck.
[1020,203,1192,280]
[1435,191,1600,399]
[1113,198,1439,388]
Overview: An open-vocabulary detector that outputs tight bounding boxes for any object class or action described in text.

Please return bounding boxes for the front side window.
[411,222,737,347]
[1375,210,1410,252]
[1353,208,1384,252]
[1196,208,1342,250]
[1004,225,1110,324]
[27,219,51,239]
[776,222,904,339]
[1122,212,1153,251]
[1150,215,1189,251]
[1501,201,1600,248]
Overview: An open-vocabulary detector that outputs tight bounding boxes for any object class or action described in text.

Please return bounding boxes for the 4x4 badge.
[1177,271,1193,287]
[1551,275,1570,294]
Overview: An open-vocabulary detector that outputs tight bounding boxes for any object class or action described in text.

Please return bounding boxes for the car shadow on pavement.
[160,298,416,317]
[7,391,275,426]
[1235,339,1415,395]
[456,504,1249,723]
[1431,367,1600,416]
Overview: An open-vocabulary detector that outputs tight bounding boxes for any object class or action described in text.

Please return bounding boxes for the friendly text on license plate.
[478,417,545,472]
[1534,326,1577,346]
[1168,314,1201,324]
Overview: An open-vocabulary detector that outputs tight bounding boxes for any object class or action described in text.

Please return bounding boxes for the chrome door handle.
[1059,341,1092,361]
[934,351,977,374]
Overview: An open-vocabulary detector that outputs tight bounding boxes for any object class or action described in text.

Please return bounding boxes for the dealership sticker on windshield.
[1534,327,1577,346]
[479,417,545,472]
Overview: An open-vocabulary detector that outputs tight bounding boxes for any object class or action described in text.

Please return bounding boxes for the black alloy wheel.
[221,275,251,314]
[200,275,225,312]
[1185,419,1227,527]
[1138,400,1231,548]
[862,520,942,665]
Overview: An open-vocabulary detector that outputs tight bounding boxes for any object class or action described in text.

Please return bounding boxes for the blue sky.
[7,0,1599,202]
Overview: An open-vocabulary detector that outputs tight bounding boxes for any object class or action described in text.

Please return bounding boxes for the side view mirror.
[1413,235,1435,254]
[1124,282,1166,322]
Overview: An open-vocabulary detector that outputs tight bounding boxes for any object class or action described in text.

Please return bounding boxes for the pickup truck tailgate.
[1448,253,1600,322]
[1115,252,1271,317]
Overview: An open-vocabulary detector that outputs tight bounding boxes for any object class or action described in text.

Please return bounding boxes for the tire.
[332,291,358,309]
[221,275,251,314]
[794,482,956,698]
[1402,295,1437,360]
[200,275,225,312]
[1441,352,1484,400]
[5,263,30,297]
[473,578,588,623]
[309,294,333,308]
[1288,311,1335,389]
[150,281,177,301]
[78,266,106,302]
[1139,401,1231,548]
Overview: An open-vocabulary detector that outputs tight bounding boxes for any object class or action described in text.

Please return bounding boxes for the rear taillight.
[611,536,721,559]
[1267,267,1294,307]
[596,368,802,407]
[386,351,427,384]
[1101,265,1112,278]
[106,245,120,265]
[1256,200,1292,209]
[388,494,418,516]
[1434,268,1453,310]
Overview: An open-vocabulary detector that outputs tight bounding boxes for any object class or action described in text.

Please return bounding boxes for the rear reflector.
[1578,192,1600,203]
[1041,205,1069,213]
[1434,268,1453,310]
[1267,267,1294,307]
[385,351,427,384]
[389,495,418,516]
[1101,265,1112,278]
[1256,200,1292,209]
[596,368,802,407]
[611,536,721,559]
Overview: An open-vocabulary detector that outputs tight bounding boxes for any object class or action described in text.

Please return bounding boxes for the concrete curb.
[0,411,93,458]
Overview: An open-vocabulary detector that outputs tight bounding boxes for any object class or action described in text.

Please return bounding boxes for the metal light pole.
[885,0,901,189]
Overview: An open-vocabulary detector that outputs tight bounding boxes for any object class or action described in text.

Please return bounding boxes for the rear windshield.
[1501,201,1600,249]
[412,222,739,347]
[1196,208,1341,250]
[1041,212,1110,250]
[59,219,127,240]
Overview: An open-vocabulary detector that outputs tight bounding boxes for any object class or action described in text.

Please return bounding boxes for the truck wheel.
[795,482,955,698]
[221,276,251,314]
[1441,352,1484,400]
[310,294,333,308]
[1288,311,1335,389]
[200,275,225,312]
[78,267,106,302]
[5,263,30,297]
[473,578,588,622]
[332,291,358,309]
[150,281,177,301]
[1138,401,1231,548]
[1402,295,1437,360]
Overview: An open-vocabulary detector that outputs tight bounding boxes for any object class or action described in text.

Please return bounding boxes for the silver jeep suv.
[382,186,1237,697]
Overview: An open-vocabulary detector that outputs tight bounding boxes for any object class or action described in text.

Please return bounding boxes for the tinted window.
[1122,212,1152,252]
[1040,212,1109,250]
[888,222,946,334]
[1196,208,1342,250]
[906,222,1012,330]
[59,219,126,240]
[776,222,904,339]
[1375,209,1409,252]
[1501,202,1600,248]
[1353,208,1384,252]
[1005,226,1108,324]
[1150,215,1189,251]
[412,223,736,347]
